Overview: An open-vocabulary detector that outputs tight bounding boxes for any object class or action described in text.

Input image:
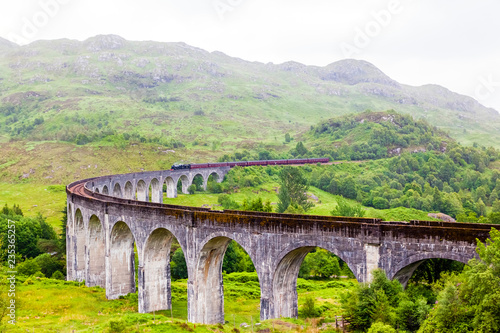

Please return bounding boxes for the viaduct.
[66,166,495,324]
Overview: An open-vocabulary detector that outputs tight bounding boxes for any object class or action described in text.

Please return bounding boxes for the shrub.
[367,321,396,333]
[300,296,320,318]
[331,196,365,217]
[373,197,390,209]
[17,258,41,276]
[51,270,65,280]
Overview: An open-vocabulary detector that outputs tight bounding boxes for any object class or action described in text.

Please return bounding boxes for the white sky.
[0,0,499,111]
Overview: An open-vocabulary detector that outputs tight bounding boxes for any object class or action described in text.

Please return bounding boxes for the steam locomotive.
[170,158,329,170]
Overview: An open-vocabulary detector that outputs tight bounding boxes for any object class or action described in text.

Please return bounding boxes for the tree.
[419,228,500,332]
[341,269,403,331]
[34,253,64,278]
[339,176,358,199]
[16,258,41,276]
[331,196,365,217]
[277,167,313,213]
[285,133,291,143]
[373,197,389,210]
[60,203,67,253]
[300,296,320,318]
[367,322,397,333]
[170,248,188,279]
[477,198,487,217]
[218,194,240,209]
[187,184,196,194]
[295,141,308,156]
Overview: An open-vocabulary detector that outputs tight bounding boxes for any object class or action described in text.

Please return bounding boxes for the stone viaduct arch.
[66,168,495,325]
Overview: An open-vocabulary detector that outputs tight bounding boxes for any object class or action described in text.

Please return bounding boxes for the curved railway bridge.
[66,166,495,324]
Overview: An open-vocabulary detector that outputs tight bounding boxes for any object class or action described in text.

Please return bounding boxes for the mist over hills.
[0,34,498,147]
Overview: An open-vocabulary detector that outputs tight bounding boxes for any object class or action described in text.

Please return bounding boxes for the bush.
[171,248,188,279]
[218,194,240,210]
[187,184,196,194]
[367,321,396,333]
[373,197,390,209]
[34,253,64,278]
[300,296,320,318]
[51,270,65,280]
[17,258,41,276]
[331,196,365,217]
[108,319,127,332]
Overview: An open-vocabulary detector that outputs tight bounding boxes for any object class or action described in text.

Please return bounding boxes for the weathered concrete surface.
[66,172,495,324]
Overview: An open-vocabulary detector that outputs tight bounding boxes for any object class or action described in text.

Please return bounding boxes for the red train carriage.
[172,157,329,170]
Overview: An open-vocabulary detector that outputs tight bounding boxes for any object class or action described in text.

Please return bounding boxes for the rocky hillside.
[0,35,498,148]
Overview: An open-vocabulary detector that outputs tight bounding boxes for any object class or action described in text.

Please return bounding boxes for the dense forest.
[216,111,500,223]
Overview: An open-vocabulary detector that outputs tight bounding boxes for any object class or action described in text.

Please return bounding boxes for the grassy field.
[0,182,66,232]
[3,270,354,332]
[166,185,439,223]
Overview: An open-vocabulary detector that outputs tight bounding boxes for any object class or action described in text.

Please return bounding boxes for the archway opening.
[108,221,136,299]
[74,209,85,282]
[124,181,134,200]
[88,215,105,288]
[113,183,122,198]
[95,188,100,194]
[136,180,147,201]
[206,173,223,193]
[192,174,204,193]
[274,247,355,319]
[192,238,260,325]
[102,185,109,195]
[396,258,466,288]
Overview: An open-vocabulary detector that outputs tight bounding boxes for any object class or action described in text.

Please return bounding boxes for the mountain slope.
[0,35,498,148]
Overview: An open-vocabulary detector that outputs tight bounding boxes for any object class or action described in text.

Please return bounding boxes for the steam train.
[170,158,329,170]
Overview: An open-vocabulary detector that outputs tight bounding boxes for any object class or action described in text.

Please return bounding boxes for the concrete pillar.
[125,181,135,200]
[138,228,173,313]
[136,180,148,201]
[66,203,74,281]
[180,175,189,194]
[364,243,381,283]
[188,237,230,324]
[150,178,161,203]
[271,247,313,319]
[106,221,136,299]
[165,177,177,198]
[74,209,86,282]
[258,268,274,321]
[86,215,106,288]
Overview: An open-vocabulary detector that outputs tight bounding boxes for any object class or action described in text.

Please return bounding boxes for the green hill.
[0,35,498,149]
[303,110,453,160]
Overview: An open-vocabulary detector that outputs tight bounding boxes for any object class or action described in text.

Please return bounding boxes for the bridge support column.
[106,222,136,300]
[259,274,275,321]
[66,203,74,281]
[138,229,173,313]
[272,247,313,319]
[165,177,177,198]
[188,237,230,324]
[364,243,381,283]
[74,209,86,282]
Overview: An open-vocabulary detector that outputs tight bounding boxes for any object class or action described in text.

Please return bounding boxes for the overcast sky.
[1,0,499,111]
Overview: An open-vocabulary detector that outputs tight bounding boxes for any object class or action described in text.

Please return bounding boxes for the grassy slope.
[5,272,356,332]
[167,184,438,223]
[0,37,499,149]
